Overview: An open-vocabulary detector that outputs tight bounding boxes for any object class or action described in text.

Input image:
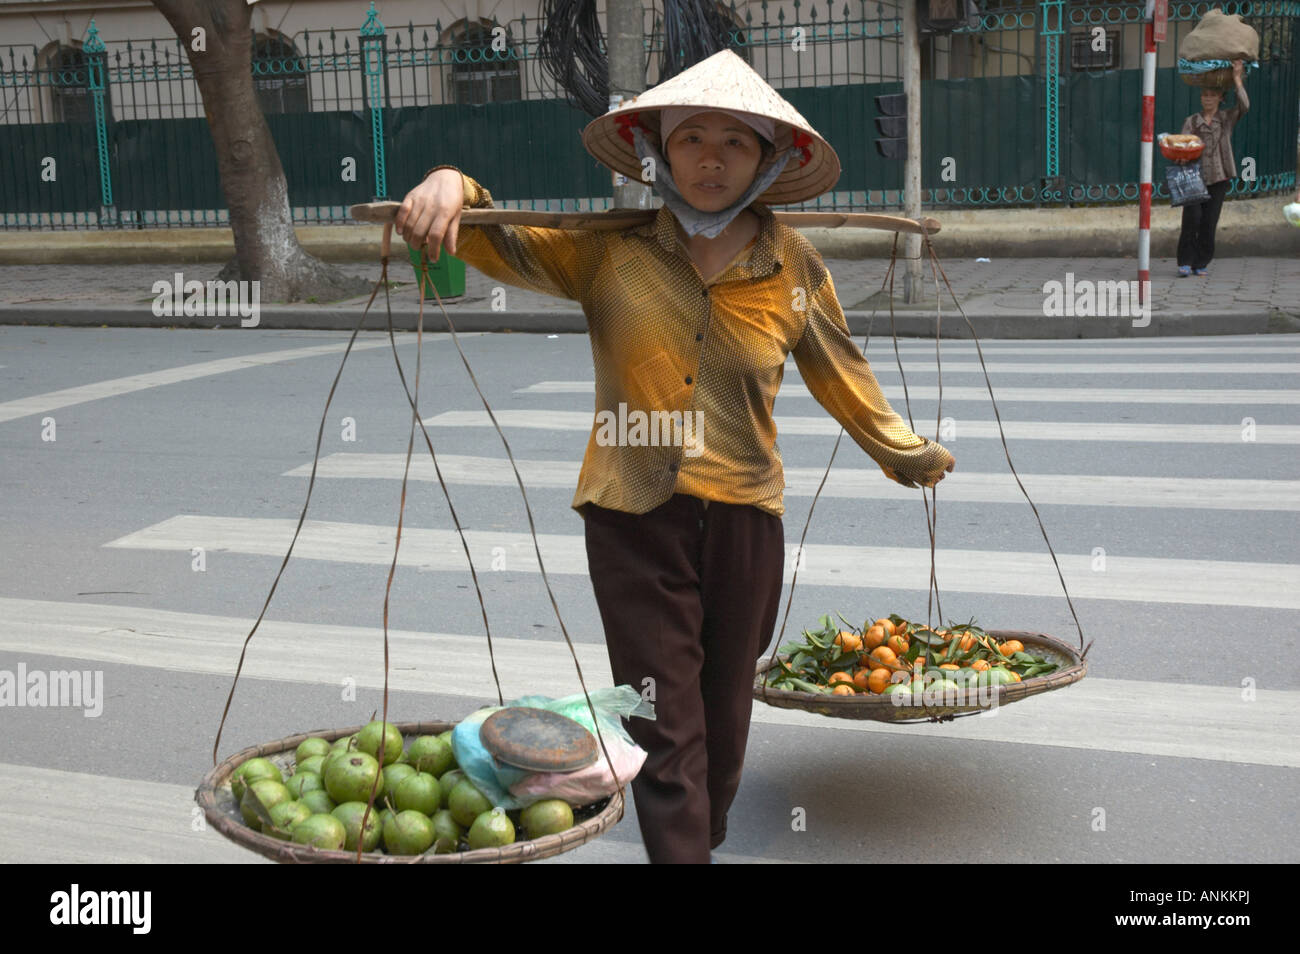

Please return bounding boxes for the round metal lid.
[480,707,599,772]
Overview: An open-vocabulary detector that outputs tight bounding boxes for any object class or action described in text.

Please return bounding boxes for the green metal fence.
[0,0,1295,229]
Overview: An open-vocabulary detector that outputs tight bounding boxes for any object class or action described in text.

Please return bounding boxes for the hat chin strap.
[632,126,796,239]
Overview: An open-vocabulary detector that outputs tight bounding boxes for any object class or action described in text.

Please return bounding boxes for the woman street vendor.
[1173,58,1250,277]
[394,50,955,864]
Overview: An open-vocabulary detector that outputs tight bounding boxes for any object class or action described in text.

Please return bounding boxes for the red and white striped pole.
[1138,0,1157,306]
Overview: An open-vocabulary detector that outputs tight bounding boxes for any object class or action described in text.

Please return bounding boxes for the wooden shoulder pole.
[349,202,941,236]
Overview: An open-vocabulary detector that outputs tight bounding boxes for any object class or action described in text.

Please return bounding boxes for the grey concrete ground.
[1,328,1297,864]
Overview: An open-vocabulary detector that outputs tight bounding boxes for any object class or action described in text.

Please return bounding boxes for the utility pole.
[607,0,653,209]
[902,0,924,303]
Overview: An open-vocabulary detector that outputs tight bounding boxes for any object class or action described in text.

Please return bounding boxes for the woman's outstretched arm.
[395,167,603,302]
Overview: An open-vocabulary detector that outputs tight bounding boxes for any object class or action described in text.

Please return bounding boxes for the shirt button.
[695,333,703,341]
[668,463,678,472]
[701,288,708,297]
[685,375,693,385]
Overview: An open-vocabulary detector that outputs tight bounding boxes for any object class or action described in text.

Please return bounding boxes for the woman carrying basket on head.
[394,50,954,864]
[1173,58,1250,278]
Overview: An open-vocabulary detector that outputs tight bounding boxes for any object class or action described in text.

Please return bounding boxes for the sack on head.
[1178,9,1260,62]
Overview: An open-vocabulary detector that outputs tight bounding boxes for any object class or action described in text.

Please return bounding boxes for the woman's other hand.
[884,442,956,489]
[394,169,464,262]
[922,448,957,488]
[1232,58,1245,82]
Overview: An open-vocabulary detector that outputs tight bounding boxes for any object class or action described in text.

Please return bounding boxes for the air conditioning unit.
[920,0,980,35]
[1071,29,1119,71]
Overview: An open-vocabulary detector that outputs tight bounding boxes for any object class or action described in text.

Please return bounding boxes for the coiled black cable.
[658,0,736,83]
[536,0,737,118]
[536,0,610,117]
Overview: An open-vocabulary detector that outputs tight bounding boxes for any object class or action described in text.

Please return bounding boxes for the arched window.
[443,19,522,105]
[43,43,105,124]
[252,33,308,114]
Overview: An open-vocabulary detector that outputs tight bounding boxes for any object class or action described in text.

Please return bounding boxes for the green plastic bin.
[406,243,466,298]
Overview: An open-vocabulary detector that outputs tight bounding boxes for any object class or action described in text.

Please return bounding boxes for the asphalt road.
[1,326,1297,864]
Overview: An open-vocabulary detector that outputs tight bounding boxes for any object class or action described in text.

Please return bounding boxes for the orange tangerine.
[999,639,1025,657]
[863,626,888,651]
[971,659,991,672]
[1009,671,1022,683]
[939,663,960,671]
[852,668,872,690]
[959,633,976,652]
[870,646,898,667]
[867,668,891,694]
[886,634,909,656]
[829,671,854,686]
[873,619,897,639]
[832,684,856,696]
[834,631,864,653]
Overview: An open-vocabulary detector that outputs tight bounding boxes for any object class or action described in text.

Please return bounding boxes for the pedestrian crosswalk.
[283,453,1300,510]
[424,409,1300,444]
[3,334,1298,864]
[102,515,1300,608]
[2,596,1296,769]
[518,381,1300,405]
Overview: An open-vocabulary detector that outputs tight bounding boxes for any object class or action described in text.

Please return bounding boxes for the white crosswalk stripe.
[284,453,1300,511]
[0,337,434,424]
[785,343,1300,358]
[423,409,1300,444]
[0,762,265,864]
[755,361,1300,375]
[0,761,754,864]
[101,516,1300,609]
[517,381,1300,405]
[839,344,1300,356]
[3,598,1296,769]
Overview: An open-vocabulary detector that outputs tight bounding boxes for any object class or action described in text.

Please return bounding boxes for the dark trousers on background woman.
[582,493,785,864]
[1177,179,1230,270]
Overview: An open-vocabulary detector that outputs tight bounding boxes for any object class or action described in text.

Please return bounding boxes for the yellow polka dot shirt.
[427,166,953,518]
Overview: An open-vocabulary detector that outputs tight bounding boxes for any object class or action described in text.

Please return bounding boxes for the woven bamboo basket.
[753,630,1086,724]
[1180,68,1233,89]
[196,720,625,863]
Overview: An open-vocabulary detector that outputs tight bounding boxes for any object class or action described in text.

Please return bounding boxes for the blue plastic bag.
[450,687,654,810]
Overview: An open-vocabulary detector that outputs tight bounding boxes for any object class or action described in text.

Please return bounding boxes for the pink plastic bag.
[508,732,646,804]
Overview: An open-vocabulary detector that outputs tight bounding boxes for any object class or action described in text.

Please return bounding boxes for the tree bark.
[151,0,370,302]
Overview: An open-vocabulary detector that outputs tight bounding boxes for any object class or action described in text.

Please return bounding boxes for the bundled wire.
[536,0,738,118]
[657,0,736,83]
[536,0,610,117]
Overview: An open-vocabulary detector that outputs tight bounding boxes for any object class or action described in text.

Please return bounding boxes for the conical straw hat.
[582,49,841,206]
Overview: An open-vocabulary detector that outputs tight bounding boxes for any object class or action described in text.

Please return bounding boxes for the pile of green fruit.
[229,720,578,855]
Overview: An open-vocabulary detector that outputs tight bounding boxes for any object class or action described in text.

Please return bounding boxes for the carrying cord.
[760,227,1089,704]
[213,223,625,861]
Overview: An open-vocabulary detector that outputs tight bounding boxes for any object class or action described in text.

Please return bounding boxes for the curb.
[3,303,1295,338]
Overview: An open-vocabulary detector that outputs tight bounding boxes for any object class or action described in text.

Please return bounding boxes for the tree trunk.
[151,0,370,302]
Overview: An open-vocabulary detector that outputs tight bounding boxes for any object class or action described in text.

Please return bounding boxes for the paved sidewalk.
[1,255,1296,338]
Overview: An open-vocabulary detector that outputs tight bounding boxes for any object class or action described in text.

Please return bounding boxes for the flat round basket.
[1180,68,1233,89]
[196,720,625,863]
[753,630,1087,724]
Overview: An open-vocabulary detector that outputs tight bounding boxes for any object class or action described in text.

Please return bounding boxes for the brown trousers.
[582,493,785,863]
